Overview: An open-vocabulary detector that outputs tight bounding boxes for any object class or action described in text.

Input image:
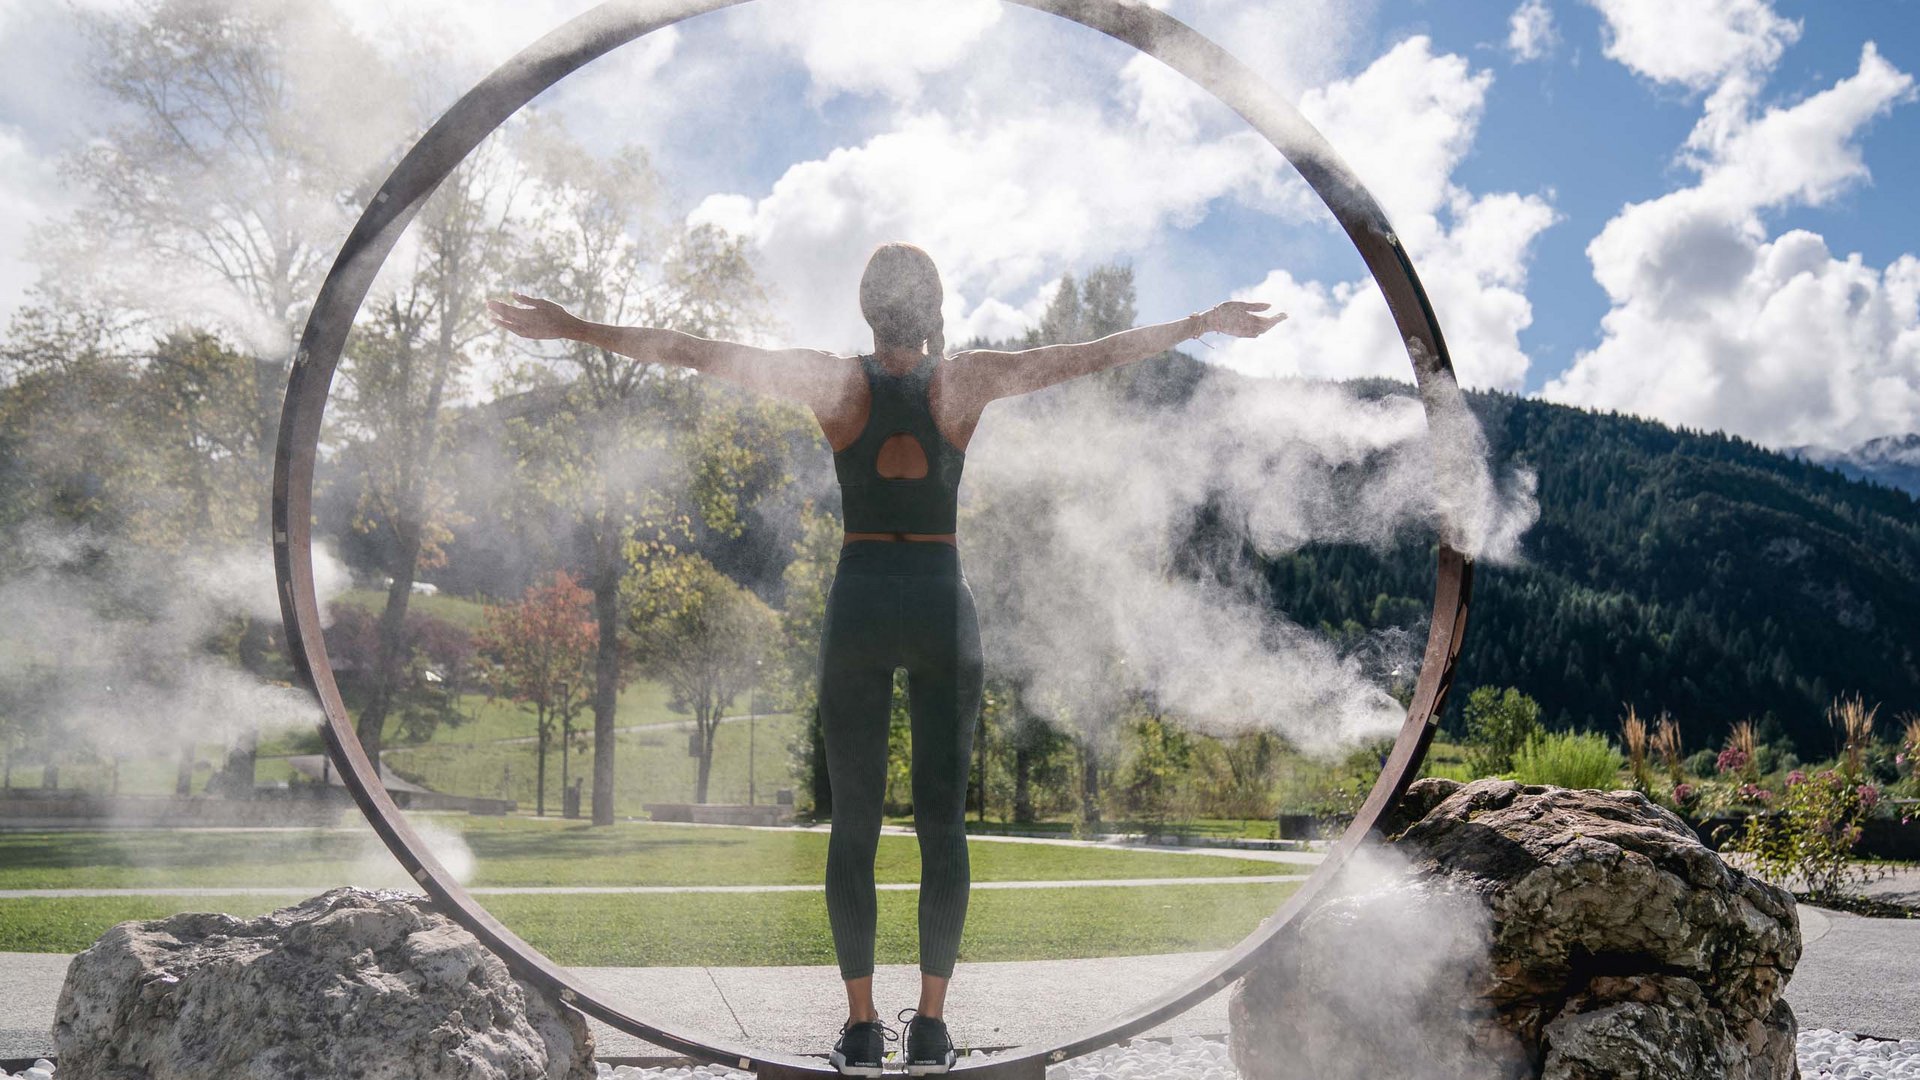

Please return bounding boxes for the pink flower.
[1858,784,1880,809]
[1672,783,1695,803]
[1786,770,1807,786]
[1738,783,1773,804]
[1716,748,1750,775]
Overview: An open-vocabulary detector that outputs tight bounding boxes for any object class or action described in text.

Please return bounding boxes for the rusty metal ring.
[272,2,1474,1075]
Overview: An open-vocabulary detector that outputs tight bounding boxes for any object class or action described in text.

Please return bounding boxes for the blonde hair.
[858,242,945,358]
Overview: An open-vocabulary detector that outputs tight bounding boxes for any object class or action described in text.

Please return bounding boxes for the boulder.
[1229,779,1801,1080]
[53,886,595,1080]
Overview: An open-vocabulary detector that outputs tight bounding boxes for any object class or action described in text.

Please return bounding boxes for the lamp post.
[748,658,761,806]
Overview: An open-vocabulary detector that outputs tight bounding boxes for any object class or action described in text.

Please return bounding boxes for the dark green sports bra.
[832,352,966,533]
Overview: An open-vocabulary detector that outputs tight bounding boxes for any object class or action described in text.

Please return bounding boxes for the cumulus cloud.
[695,28,1555,391]
[734,0,1001,103]
[1544,31,1920,451]
[1584,0,1800,90]
[688,103,1284,352]
[1507,0,1557,63]
[1211,37,1559,390]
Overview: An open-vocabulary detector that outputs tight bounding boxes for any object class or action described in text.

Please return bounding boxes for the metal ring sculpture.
[272,2,1474,1076]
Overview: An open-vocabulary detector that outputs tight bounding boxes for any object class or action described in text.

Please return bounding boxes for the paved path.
[7,902,1916,1064]
[0,875,1310,899]
[1783,905,1920,1041]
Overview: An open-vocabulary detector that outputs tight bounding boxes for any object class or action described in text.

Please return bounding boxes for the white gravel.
[1799,1029,1920,1080]
[6,1030,1916,1078]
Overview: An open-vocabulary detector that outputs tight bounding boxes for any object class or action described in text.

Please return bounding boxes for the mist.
[0,522,349,766]
[960,362,1536,755]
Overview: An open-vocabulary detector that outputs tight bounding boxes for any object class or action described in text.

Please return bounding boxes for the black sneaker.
[830,1017,896,1077]
[897,1007,957,1075]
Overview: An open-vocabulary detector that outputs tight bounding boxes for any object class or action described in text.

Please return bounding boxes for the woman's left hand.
[1204,301,1288,339]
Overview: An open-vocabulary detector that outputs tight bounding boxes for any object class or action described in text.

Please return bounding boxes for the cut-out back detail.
[831,353,966,533]
[875,432,930,480]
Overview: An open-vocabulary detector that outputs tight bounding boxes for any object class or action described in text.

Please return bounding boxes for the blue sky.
[2,0,1917,451]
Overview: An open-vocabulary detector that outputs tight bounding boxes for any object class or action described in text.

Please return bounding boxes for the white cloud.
[1173,0,1384,100]
[1507,0,1557,63]
[688,101,1284,352]
[1212,37,1559,390]
[1544,41,1920,451]
[1584,0,1800,90]
[0,125,76,330]
[696,30,1555,390]
[736,0,1001,103]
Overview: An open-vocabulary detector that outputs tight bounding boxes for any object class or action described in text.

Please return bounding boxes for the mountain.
[1250,378,1920,759]
[1791,434,1920,497]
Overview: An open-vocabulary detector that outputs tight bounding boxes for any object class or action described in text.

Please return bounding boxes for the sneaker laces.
[841,1017,899,1044]
[897,1007,947,1034]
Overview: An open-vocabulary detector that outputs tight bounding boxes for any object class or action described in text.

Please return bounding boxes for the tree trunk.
[356,300,457,773]
[535,708,549,817]
[1080,739,1101,829]
[1014,746,1033,824]
[807,701,831,818]
[560,709,572,802]
[176,742,195,796]
[695,709,714,804]
[590,521,621,826]
[225,619,273,792]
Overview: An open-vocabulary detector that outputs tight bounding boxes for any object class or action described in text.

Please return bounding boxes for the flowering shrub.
[1737,783,1774,806]
[1716,747,1750,775]
[1724,769,1878,901]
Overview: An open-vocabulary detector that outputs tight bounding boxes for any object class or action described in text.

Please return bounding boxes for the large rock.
[1229,779,1801,1080]
[53,886,595,1080]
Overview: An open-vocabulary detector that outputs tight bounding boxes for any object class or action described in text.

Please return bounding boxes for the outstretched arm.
[943,301,1286,408]
[486,293,846,412]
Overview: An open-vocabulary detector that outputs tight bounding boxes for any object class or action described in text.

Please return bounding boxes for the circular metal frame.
[271,2,1475,1076]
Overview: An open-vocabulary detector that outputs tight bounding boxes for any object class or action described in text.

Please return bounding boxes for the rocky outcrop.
[53,886,595,1080]
[1229,779,1801,1080]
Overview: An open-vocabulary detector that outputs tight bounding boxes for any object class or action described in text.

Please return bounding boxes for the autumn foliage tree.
[477,571,597,816]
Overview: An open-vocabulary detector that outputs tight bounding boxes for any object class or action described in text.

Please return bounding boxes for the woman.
[488,242,1286,1075]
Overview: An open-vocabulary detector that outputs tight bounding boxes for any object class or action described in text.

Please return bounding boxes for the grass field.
[0,817,1288,890]
[0,880,1299,966]
[0,817,1300,964]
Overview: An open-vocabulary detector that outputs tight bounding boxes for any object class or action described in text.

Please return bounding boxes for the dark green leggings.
[818,540,984,980]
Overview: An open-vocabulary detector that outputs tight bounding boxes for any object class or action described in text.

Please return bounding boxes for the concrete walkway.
[1784,905,1920,1041]
[6,902,1916,1064]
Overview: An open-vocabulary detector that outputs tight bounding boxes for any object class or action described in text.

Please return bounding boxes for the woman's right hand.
[487,293,582,341]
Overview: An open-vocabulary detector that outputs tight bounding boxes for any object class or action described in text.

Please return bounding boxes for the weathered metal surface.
[271,1,1475,1074]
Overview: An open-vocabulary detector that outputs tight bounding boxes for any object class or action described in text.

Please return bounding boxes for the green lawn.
[0,881,1299,966]
[0,817,1287,890]
[0,817,1298,962]
[376,710,804,809]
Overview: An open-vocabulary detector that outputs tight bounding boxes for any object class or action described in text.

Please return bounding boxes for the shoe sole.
[902,1052,958,1075]
[829,1049,884,1077]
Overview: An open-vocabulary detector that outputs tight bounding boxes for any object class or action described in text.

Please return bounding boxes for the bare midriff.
[843,531,957,546]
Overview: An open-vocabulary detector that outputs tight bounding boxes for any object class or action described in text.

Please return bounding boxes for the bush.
[1511,731,1625,790]
[1723,770,1880,901]
[1463,686,1543,777]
